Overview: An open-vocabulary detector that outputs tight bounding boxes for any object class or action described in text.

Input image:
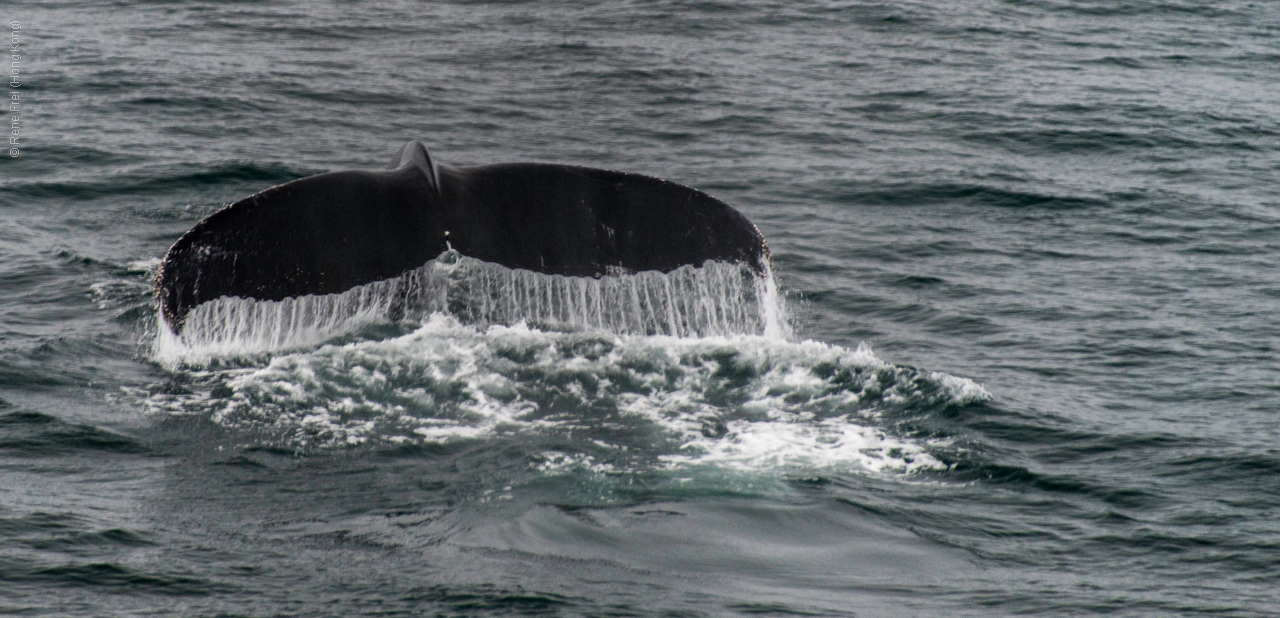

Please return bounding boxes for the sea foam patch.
[144,313,988,476]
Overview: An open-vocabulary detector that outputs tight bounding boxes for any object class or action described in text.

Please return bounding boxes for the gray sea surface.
[1,1,1278,616]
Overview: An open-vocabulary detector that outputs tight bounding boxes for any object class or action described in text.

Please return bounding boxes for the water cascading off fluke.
[155,140,771,335]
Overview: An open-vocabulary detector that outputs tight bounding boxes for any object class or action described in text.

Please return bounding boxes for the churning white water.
[155,251,790,365]
[143,250,990,478]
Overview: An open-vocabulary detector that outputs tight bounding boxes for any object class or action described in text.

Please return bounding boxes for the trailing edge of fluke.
[155,141,771,333]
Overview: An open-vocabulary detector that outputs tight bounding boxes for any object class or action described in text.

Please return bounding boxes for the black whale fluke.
[155,141,770,332]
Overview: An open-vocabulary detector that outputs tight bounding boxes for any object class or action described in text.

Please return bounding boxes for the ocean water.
[2,0,1279,616]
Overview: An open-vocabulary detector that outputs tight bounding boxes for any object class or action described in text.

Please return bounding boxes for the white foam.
[145,315,989,477]
[660,419,946,475]
[126,257,162,274]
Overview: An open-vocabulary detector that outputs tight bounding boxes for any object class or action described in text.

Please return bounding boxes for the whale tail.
[155,141,769,333]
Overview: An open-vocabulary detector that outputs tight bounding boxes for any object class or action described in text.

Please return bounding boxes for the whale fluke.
[155,141,770,333]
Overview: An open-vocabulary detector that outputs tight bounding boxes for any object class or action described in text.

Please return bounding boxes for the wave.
[829,181,1107,210]
[0,410,147,456]
[0,162,307,201]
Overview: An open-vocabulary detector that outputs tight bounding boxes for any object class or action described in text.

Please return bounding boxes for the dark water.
[3,0,1279,615]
